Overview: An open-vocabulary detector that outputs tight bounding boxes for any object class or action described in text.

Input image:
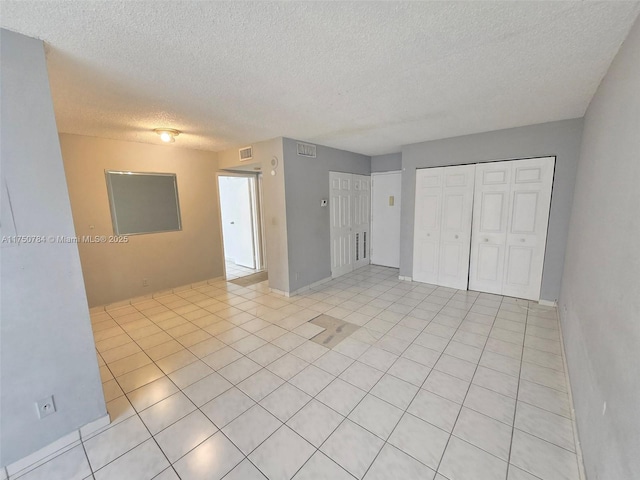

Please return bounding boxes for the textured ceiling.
[2,1,639,155]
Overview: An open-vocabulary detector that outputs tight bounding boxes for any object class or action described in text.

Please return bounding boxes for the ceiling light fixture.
[154,128,180,143]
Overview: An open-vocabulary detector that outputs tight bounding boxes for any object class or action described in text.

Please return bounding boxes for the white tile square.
[291,341,330,363]
[320,420,384,479]
[364,443,436,480]
[249,426,315,480]
[201,346,243,370]
[267,353,310,380]
[452,407,512,460]
[15,445,91,480]
[358,347,398,372]
[224,459,268,480]
[423,370,470,404]
[201,387,255,428]
[463,384,515,425]
[93,439,168,480]
[247,343,287,366]
[316,378,367,416]
[515,401,575,451]
[370,374,418,410]
[293,451,354,480]
[139,391,196,434]
[182,372,233,406]
[289,365,335,396]
[388,413,449,470]
[168,361,214,389]
[348,394,403,440]
[287,399,344,447]
[438,436,508,480]
[154,410,217,462]
[407,389,461,432]
[260,383,312,422]
[237,368,285,401]
[313,351,355,376]
[510,429,580,480]
[387,357,431,386]
[222,405,282,454]
[84,415,150,471]
[339,361,384,391]
[173,431,244,480]
[219,357,262,384]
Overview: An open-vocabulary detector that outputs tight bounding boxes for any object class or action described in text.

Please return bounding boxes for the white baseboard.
[399,276,413,282]
[5,412,110,476]
[270,276,333,298]
[539,299,557,307]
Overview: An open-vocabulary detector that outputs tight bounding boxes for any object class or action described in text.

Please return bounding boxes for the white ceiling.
[2,1,639,156]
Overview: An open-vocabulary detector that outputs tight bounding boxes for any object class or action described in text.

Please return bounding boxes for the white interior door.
[438,166,475,289]
[218,176,256,269]
[470,157,555,300]
[353,174,371,269]
[330,172,353,277]
[371,172,401,268]
[413,168,444,284]
[413,165,475,289]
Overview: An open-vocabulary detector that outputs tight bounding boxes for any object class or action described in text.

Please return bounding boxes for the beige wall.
[60,134,224,307]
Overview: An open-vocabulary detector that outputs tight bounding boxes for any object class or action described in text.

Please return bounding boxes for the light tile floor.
[12,266,582,480]
[225,261,258,280]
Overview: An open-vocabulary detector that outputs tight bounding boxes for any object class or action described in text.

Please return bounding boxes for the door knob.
[230,222,235,224]
[520,238,525,242]
[455,235,459,239]
[484,238,489,242]
[427,233,430,237]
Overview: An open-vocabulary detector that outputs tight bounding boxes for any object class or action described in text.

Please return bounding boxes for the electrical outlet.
[142,278,149,287]
[36,395,56,419]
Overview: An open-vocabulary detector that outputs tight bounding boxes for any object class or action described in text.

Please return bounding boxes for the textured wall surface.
[559,17,640,480]
[61,134,223,307]
[1,30,105,466]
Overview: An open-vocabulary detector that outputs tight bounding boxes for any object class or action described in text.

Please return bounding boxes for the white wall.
[0,29,105,466]
[559,18,640,479]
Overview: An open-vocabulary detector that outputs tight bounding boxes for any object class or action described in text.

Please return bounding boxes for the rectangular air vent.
[239,146,253,162]
[296,142,317,158]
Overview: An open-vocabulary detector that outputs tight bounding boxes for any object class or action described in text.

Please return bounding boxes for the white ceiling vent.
[239,146,253,162]
[297,142,317,158]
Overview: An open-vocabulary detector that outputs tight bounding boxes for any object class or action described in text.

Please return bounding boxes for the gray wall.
[283,138,370,292]
[0,30,105,466]
[401,118,584,302]
[371,153,402,172]
[559,18,640,480]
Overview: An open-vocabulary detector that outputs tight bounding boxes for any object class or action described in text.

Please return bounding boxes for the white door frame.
[216,172,265,278]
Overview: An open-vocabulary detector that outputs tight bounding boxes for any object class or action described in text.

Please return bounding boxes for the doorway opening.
[217,173,266,281]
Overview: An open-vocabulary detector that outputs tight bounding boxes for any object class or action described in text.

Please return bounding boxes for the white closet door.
[438,165,475,289]
[330,172,353,277]
[353,174,371,269]
[502,157,555,300]
[413,165,475,289]
[468,162,512,295]
[413,168,443,284]
[470,157,555,300]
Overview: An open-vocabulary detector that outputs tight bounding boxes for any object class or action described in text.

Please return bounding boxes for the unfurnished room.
[0,2,639,480]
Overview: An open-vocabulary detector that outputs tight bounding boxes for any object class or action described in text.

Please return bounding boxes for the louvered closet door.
[413,164,475,289]
[330,172,353,277]
[469,157,555,300]
[353,174,371,269]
